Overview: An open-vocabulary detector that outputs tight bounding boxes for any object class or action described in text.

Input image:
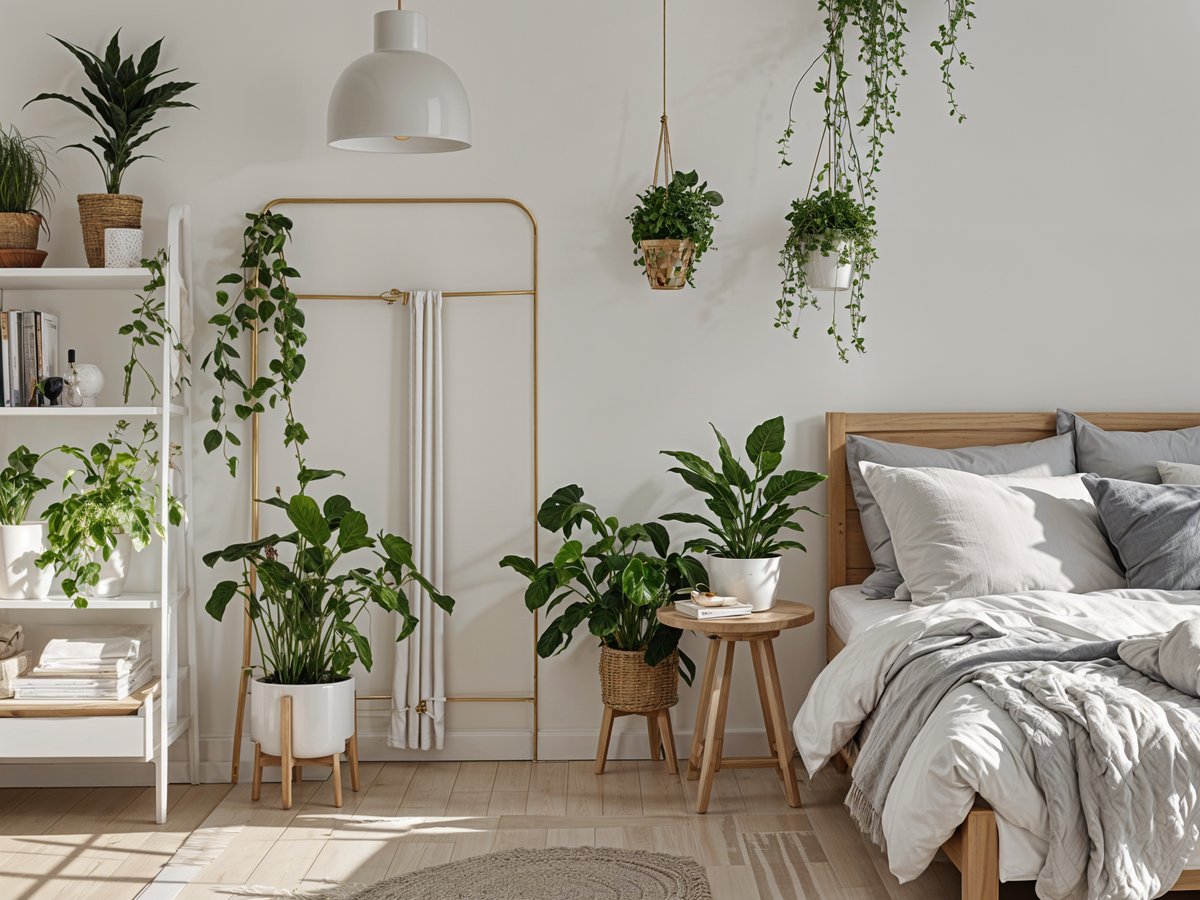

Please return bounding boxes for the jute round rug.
[302,847,712,900]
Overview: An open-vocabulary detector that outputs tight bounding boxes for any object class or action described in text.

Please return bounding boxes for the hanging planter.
[626,0,722,290]
[803,240,854,291]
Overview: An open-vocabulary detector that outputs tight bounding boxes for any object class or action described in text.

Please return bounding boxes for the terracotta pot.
[77,194,142,267]
[0,213,42,251]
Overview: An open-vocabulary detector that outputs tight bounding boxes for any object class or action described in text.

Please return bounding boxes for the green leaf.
[287,494,330,546]
[203,429,222,454]
[205,580,239,620]
[336,509,371,552]
[746,417,786,462]
[762,470,826,506]
[322,494,352,525]
[499,554,538,579]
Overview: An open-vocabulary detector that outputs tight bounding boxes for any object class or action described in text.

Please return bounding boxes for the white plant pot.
[0,522,53,600]
[706,556,782,612]
[251,676,356,758]
[803,242,854,291]
[91,533,134,599]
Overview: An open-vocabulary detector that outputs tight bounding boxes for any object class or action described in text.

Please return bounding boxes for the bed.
[812,411,1200,900]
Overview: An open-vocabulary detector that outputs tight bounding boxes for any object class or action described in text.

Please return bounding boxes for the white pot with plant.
[0,447,56,599]
[660,416,826,612]
[38,421,181,607]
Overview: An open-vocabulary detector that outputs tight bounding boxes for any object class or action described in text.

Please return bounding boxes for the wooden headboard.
[825,411,1200,659]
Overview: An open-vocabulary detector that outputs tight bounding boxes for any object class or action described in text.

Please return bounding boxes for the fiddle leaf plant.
[627,169,724,287]
[660,416,826,560]
[500,484,707,684]
[37,420,182,607]
[0,445,55,525]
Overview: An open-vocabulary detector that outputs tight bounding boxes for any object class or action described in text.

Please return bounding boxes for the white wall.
[3,0,1198,778]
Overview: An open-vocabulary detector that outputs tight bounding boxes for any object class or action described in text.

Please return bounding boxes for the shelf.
[0,592,170,610]
[0,404,186,418]
[0,267,151,292]
[0,677,159,719]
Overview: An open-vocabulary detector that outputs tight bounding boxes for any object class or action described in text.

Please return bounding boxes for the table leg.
[347,730,361,792]
[594,706,616,775]
[251,744,263,802]
[756,638,801,807]
[658,709,678,775]
[696,640,736,814]
[687,639,721,781]
[749,636,779,772]
[280,695,294,811]
[647,714,662,761]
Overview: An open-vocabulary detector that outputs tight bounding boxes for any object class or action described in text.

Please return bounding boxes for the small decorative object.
[104,228,143,268]
[660,416,825,611]
[690,590,740,607]
[0,446,55,600]
[69,354,104,407]
[26,32,196,266]
[62,350,83,408]
[0,124,57,260]
[36,376,65,406]
[626,1,722,290]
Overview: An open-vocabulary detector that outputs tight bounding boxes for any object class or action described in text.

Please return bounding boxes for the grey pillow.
[1083,475,1200,590]
[846,432,1076,598]
[1057,410,1200,483]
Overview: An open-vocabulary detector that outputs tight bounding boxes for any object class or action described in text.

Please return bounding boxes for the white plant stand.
[0,206,200,824]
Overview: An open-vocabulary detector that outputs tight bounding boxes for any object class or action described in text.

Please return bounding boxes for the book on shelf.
[19,312,36,406]
[36,312,58,405]
[4,311,18,407]
[0,312,7,407]
[0,308,61,407]
[672,599,755,619]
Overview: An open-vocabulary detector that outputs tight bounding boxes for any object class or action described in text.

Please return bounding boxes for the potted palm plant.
[0,446,56,600]
[627,170,723,289]
[660,416,825,611]
[0,125,57,267]
[37,421,180,607]
[26,32,196,267]
[501,485,707,712]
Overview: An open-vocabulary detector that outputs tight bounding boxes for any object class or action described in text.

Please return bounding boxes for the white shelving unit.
[0,206,200,824]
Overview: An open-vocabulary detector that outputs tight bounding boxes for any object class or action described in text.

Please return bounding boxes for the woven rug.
[297,847,712,900]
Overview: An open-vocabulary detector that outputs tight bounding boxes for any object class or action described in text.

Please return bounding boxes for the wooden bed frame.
[824,411,1200,900]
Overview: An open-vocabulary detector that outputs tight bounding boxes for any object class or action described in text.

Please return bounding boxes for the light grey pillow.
[861,464,1124,606]
[1158,460,1200,485]
[1057,410,1200,483]
[846,432,1076,598]
[1083,475,1200,590]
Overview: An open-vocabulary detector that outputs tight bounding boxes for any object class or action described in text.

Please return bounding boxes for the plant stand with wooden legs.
[594,706,679,775]
[250,694,361,810]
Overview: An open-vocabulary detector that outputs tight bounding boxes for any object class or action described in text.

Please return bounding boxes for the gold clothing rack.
[229,197,540,783]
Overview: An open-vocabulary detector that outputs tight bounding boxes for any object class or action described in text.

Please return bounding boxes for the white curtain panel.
[389,290,446,750]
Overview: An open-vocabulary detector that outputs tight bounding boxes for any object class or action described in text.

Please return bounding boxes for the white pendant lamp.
[327,3,471,153]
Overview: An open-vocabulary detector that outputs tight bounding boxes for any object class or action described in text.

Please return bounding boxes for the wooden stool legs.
[251,694,362,810]
[594,706,679,775]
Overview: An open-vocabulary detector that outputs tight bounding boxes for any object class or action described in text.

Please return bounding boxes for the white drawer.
[0,714,150,759]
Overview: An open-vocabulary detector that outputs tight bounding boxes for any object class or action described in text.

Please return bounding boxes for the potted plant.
[0,125,57,267]
[37,421,180,607]
[26,33,196,267]
[500,485,707,712]
[660,416,825,611]
[0,446,56,600]
[777,189,877,362]
[627,170,723,290]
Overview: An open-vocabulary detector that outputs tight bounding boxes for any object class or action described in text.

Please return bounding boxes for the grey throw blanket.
[847,618,1200,900]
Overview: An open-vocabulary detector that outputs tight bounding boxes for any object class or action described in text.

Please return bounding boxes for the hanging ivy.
[776,0,976,360]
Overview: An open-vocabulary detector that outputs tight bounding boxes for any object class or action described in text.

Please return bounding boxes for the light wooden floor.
[0,760,1047,900]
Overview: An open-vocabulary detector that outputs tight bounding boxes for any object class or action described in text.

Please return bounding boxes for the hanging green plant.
[628,170,723,289]
[776,0,976,359]
[119,250,190,403]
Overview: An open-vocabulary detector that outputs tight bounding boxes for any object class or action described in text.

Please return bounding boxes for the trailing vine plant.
[776,0,976,360]
[119,250,190,403]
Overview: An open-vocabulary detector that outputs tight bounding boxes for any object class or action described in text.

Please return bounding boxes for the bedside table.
[656,600,815,813]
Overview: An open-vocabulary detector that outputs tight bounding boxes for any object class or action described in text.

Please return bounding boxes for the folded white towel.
[38,626,150,667]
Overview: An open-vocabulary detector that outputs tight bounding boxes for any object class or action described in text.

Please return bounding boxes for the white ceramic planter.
[803,242,854,291]
[251,676,356,758]
[706,556,782,612]
[91,533,134,599]
[0,522,53,600]
[103,228,144,268]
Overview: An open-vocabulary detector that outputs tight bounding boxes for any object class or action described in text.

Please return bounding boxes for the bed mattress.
[828,584,910,642]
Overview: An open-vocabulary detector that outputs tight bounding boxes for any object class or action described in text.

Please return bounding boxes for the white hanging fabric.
[389,290,446,750]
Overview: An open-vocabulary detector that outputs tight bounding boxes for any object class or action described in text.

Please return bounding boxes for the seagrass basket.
[0,213,41,251]
[599,646,679,712]
[639,238,694,290]
[78,193,142,267]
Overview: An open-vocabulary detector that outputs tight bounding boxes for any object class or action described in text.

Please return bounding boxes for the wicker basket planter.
[77,193,142,267]
[599,646,679,713]
[639,239,694,291]
[0,213,42,251]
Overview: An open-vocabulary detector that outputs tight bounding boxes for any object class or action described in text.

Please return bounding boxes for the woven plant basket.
[599,646,679,712]
[0,213,42,251]
[78,194,142,267]
[640,239,694,290]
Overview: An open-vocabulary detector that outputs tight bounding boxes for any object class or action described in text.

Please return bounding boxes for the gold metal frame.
[230,197,540,783]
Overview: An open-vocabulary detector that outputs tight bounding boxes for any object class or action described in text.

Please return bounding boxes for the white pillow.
[1158,460,1200,485]
[858,462,1125,606]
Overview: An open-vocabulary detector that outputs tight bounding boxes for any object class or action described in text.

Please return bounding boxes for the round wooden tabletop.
[656,600,815,636]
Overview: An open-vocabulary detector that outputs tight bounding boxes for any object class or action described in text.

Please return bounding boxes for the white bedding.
[795,589,1200,883]
[829,584,910,642]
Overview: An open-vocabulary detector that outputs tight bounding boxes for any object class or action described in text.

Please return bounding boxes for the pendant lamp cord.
[651,0,674,187]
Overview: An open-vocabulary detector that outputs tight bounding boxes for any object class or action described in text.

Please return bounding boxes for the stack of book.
[0,309,59,407]
[13,627,152,701]
[673,598,755,619]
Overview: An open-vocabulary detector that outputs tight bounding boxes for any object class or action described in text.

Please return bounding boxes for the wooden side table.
[657,600,815,814]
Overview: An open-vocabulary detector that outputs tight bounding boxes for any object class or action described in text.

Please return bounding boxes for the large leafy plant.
[26,32,196,194]
[627,170,723,287]
[660,416,825,559]
[777,189,877,361]
[37,421,181,607]
[0,446,54,526]
[0,125,57,226]
[500,485,707,683]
